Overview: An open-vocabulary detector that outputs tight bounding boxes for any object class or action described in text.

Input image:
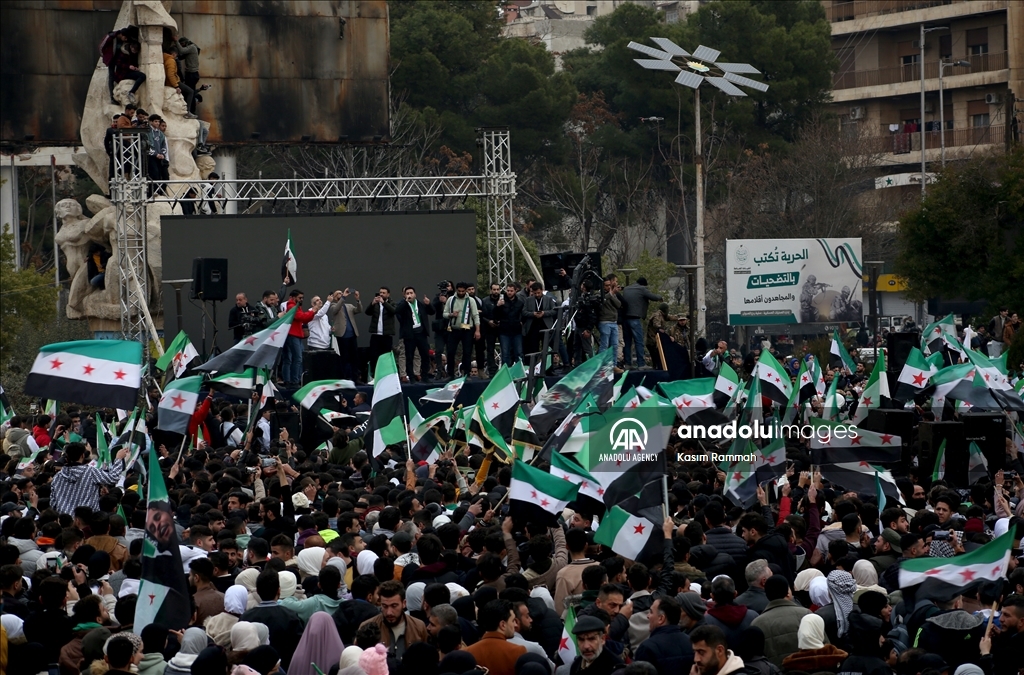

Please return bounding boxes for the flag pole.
[173,433,188,466]
[662,474,670,520]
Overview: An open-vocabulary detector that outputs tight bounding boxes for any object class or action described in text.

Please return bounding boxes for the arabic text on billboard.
[726,238,863,326]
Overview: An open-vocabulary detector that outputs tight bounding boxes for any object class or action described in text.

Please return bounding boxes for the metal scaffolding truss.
[111,129,149,352]
[110,128,517,346]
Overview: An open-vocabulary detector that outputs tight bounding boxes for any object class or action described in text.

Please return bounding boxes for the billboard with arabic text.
[726,239,863,326]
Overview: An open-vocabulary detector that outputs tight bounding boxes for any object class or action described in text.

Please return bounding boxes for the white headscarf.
[340,645,364,669]
[297,547,326,577]
[279,571,298,599]
[224,585,248,615]
[231,621,260,651]
[852,559,878,588]
[794,568,825,592]
[356,550,378,576]
[406,582,426,611]
[1,614,25,640]
[797,613,827,650]
[809,576,831,608]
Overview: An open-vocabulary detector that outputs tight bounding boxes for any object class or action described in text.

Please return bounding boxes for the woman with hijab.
[808,576,831,612]
[296,546,326,580]
[332,645,364,675]
[291,612,344,675]
[207,586,248,647]
[229,622,261,665]
[356,549,379,576]
[234,568,261,610]
[814,570,856,650]
[794,569,825,609]
[278,570,304,602]
[852,560,887,600]
[165,627,210,675]
[781,614,847,674]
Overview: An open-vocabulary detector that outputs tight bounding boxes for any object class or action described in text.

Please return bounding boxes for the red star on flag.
[934,327,941,334]
[633,523,646,535]
[850,435,862,445]
[580,481,588,489]
[733,472,743,482]
[862,396,872,406]
[148,593,156,604]
[244,335,258,346]
[597,487,605,496]
[774,376,781,383]
[960,569,976,582]
[925,568,942,576]
[727,385,734,391]
[113,369,126,380]
[629,401,638,408]
[562,474,571,481]
[540,498,550,507]
[170,394,187,409]
[984,373,990,381]
[992,565,1003,576]
[559,637,569,651]
[802,375,809,383]
[492,402,500,410]
[676,403,684,411]
[682,399,692,406]
[859,461,872,468]
[83,364,95,375]
[530,490,538,499]
[549,392,561,401]
[880,434,894,444]
[912,372,927,386]
[50,358,63,370]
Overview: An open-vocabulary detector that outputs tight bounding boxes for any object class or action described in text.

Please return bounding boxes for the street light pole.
[693,87,705,339]
[939,59,972,167]
[919,25,949,195]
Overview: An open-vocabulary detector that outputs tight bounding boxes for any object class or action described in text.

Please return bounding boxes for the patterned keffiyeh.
[827,570,857,637]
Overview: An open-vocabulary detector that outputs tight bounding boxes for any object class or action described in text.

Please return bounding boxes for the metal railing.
[833,51,1006,89]
[825,0,957,23]
[857,124,1003,154]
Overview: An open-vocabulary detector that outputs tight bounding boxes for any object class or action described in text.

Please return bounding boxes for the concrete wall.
[0,0,390,146]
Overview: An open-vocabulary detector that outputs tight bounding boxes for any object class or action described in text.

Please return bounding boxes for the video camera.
[237,304,268,336]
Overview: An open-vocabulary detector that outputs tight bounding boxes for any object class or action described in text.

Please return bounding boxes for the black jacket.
[525,596,563,658]
[689,544,742,583]
[396,299,434,339]
[481,294,502,335]
[749,531,796,582]
[705,526,751,573]
[333,599,381,645]
[495,294,525,336]
[570,645,624,675]
[240,603,304,669]
[365,298,397,336]
[633,624,694,675]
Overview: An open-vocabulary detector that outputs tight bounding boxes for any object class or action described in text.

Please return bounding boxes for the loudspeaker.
[303,349,340,383]
[862,409,915,466]
[919,421,966,486]
[190,257,228,301]
[887,331,920,373]
[962,412,1006,473]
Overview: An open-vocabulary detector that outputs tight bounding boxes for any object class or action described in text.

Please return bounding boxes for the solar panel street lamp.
[628,38,768,339]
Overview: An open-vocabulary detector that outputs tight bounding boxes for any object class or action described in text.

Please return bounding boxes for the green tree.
[389,0,576,164]
[894,147,1024,315]
[0,230,59,363]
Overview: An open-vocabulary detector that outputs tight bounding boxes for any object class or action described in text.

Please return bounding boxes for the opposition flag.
[968,441,989,484]
[809,418,901,464]
[529,348,617,438]
[135,444,192,632]
[898,529,1012,595]
[756,350,793,406]
[822,374,840,421]
[421,377,465,405]
[782,360,807,425]
[714,362,741,408]
[594,505,661,562]
[809,356,826,397]
[850,351,889,425]
[966,349,1024,412]
[95,412,111,467]
[196,307,296,374]
[155,331,199,378]
[0,384,13,427]
[208,369,260,399]
[25,340,142,410]
[894,347,939,403]
[408,400,444,464]
[558,605,578,666]
[929,363,999,411]
[282,228,297,285]
[830,331,857,374]
[550,451,605,503]
[366,352,405,457]
[512,406,542,462]
[475,365,519,439]
[475,406,515,462]
[509,360,528,382]
[931,439,946,482]
[509,460,579,526]
[820,462,901,505]
[754,437,788,484]
[921,313,959,356]
[293,379,357,411]
[722,445,759,509]
[659,378,723,425]
[156,376,203,435]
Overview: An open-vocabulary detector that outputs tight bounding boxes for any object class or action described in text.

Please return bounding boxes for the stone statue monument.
[63,0,214,330]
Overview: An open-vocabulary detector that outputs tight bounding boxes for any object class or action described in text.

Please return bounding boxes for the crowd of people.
[226,274,692,388]
[1,339,1024,675]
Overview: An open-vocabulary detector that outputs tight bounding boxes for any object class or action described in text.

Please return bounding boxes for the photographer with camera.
[228,292,266,343]
[569,277,601,367]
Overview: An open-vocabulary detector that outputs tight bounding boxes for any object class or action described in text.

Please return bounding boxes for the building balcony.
[833,51,1006,89]
[825,0,1008,35]
[856,124,1004,161]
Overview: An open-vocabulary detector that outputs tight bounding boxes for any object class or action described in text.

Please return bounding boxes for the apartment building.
[824,0,1023,171]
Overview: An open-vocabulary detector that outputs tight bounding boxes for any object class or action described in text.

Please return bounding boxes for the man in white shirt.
[307,295,333,350]
[701,341,728,376]
[256,409,272,452]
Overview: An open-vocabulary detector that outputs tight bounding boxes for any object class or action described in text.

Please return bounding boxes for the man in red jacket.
[281,289,314,386]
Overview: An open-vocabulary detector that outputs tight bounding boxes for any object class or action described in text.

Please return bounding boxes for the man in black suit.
[521,282,557,357]
[396,285,434,382]
[365,286,397,376]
